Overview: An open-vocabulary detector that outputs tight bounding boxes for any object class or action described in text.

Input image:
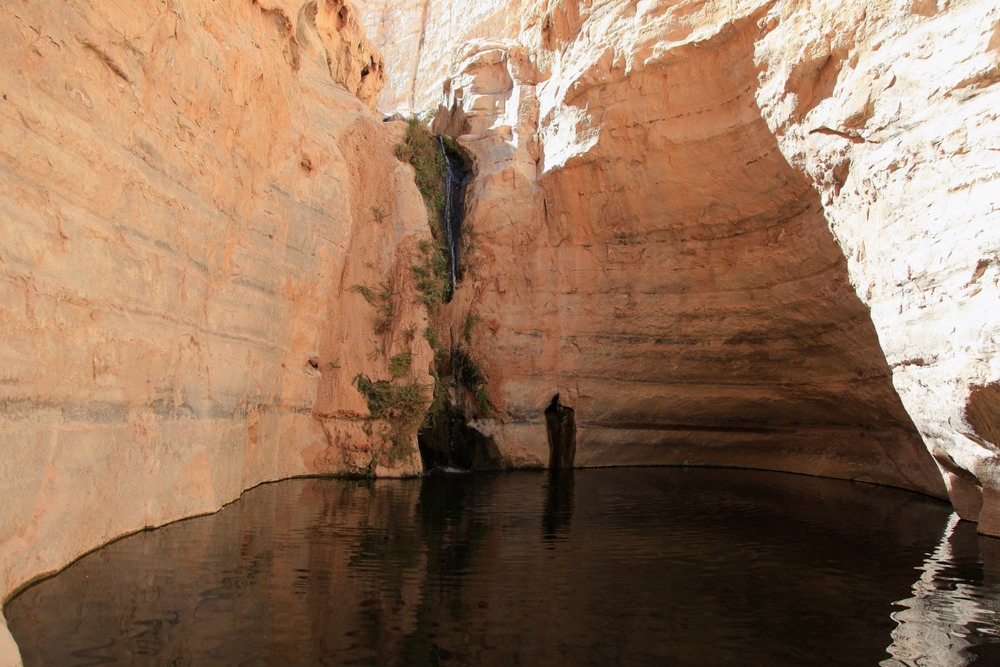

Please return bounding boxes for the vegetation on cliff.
[395,118,446,222]
[393,117,496,469]
[411,239,450,306]
[353,373,428,463]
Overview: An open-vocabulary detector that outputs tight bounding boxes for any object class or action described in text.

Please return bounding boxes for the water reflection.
[884,514,1000,666]
[6,469,1000,666]
[543,470,575,539]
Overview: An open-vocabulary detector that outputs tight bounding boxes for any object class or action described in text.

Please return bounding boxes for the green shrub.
[354,374,394,420]
[388,381,428,428]
[374,302,395,335]
[412,239,449,306]
[449,345,491,417]
[389,351,412,378]
[424,325,443,352]
[353,373,430,459]
[474,386,491,415]
[463,312,480,344]
[393,141,408,160]
[396,118,446,223]
[350,283,376,303]
[452,345,486,389]
[352,282,395,335]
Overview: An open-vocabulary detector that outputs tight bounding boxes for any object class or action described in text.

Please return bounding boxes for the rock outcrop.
[755,0,1000,532]
[360,0,999,525]
[0,1,432,663]
[425,6,944,496]
[356,0,531,114]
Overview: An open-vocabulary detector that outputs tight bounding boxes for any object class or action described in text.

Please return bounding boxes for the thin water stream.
[438,136,469,297]
[6,468,1000,666]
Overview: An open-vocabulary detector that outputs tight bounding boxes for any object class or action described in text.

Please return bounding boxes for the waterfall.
[418,138,500,473]
[438,136,469,297]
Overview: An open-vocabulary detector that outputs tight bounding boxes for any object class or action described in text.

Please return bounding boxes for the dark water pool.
[6,468,1000,666]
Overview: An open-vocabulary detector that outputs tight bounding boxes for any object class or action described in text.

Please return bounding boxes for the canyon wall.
[754,0,1000,529]
[361,0,998,523]
[1,0,997,662]
[0,1,435,663]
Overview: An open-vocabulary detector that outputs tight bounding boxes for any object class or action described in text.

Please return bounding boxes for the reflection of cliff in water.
[544,471,575,539]
[10,469,1000,665]
[883,514,1000,666]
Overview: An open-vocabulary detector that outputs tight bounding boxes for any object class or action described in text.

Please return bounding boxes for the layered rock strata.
[0,1,433,663]
[428,10,945,498]
[755,0,1000,531]
[362,0,998,525]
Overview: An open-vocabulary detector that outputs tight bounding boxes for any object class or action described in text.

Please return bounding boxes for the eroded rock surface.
[361,0,998,525]
[755,0,1000,532]
[0,1,430,662]
[425,7,943,498]
[356,0,532,114]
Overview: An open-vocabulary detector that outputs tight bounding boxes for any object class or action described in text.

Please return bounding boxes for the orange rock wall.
[0,1,433,662]
[430,8,946,499]
[2,0,998,661]
[358,0,1000,507]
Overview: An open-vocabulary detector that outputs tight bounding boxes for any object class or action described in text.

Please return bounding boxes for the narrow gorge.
[1,0,999,663]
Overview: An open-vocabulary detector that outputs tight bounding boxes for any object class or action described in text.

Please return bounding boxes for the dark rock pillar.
[545,393,577,470]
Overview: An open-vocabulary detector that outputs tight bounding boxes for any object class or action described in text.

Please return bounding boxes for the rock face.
[0,1,433,663]
[360,0,999,524]
[425,5,945,497]
[754,0,1000,530]
[356,0,531,114]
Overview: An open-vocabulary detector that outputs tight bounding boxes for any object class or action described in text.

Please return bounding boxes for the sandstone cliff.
[360,0,999,527]
[357,0,532,114]
[755,0,1000,532]
[0,1,433,662]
